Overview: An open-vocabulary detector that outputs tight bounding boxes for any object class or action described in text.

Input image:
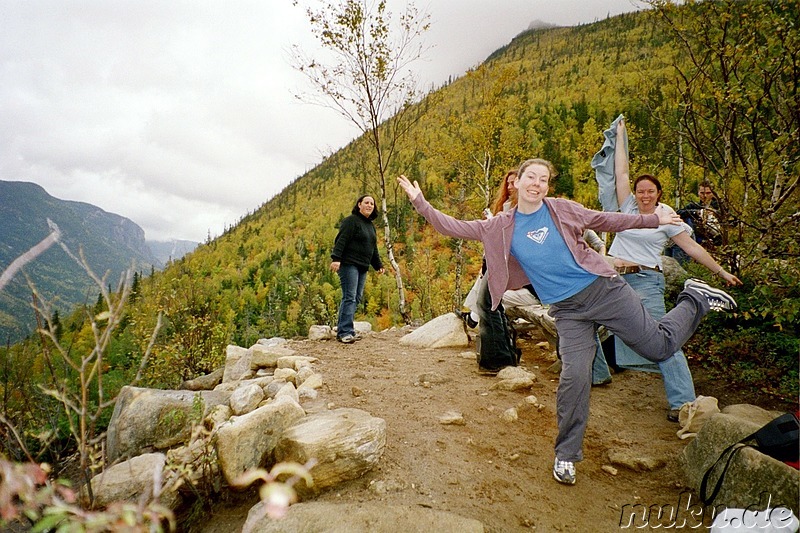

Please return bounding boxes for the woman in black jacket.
[330,195,384,343]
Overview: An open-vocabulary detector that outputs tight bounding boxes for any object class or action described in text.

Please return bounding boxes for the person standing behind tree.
[682,180,723,246]
[598,118,741,422]
[330,195,385,344]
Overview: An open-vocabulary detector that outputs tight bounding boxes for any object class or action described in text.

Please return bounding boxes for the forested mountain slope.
[0,180,159,342]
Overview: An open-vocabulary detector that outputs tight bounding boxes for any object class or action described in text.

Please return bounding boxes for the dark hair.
[352,195,379,220]
[633,174,663,202]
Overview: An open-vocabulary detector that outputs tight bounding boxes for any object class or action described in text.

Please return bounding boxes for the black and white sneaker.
[683,278,737,312]
[457,311,479,329]
[553,458,576,485]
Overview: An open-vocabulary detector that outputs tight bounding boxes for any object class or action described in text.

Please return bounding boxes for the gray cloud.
[1,0,640,242]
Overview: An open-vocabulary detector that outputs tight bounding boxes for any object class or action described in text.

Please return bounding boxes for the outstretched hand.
[397,175,421,201]
[657,205,682,226]
[720,271,743,287]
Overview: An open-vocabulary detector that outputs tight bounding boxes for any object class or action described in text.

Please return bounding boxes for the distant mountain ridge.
[0,180,163,342]
[527,19,557,30]
[148,239,200,266]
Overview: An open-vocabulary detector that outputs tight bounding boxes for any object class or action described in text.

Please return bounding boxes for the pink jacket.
[411,195,661,310]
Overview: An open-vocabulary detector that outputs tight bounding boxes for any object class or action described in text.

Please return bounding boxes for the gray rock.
[273,367,297,383]
[243,501,484,532]
[491,377,535,391]
[295,366,315,386]
[276,355,319,370]
[179,367,224,391]
[681,407,799,514]
[274,381,300,404]
[223,345,253,383]
[205,404,232,429]
[230,384,265,416]
[274,408,386,495]
[265,379,288,399]
[368,478,408,494]
[213,381,242,392]
[497,366,535,381]
[439,411,466,425]
[399,313,468,348]
[607,448,666,472]
[501,407,519,422]
[308,324,334,341]
[106,386,231,462]
[721,403,784,424]
[418,371,450,384]
[215,396,305,485]
[251,344,296,369]
[297,373,323,392]
[505,304,557,344]
[354,321,373,334]
[256,337,288,347]
[214,375,274,393]
[166,437,219,486]
[297,387,319,402]
[83,453,180,510]
[662,255,687,290]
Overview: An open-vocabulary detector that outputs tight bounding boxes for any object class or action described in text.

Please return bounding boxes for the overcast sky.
[1,0,642,243]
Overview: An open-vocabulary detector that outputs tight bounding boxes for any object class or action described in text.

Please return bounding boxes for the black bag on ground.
[752,412,800,462]
[699,412,799,505]
[474,272,519,371]
[474,303,519,370]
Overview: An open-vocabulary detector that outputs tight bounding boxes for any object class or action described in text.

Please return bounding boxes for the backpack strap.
[699,431,756,505]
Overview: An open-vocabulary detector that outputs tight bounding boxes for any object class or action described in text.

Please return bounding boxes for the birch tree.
[290,0,430,323]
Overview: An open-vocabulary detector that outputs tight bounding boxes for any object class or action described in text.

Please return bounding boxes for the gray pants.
[548,275,709,462]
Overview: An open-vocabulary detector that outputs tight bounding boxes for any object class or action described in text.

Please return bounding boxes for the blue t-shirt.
[511,205,598,304]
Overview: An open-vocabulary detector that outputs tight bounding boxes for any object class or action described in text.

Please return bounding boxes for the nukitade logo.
[618,491,797,529]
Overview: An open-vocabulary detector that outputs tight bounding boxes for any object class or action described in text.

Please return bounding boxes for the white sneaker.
[683,278,737,312]
[553,458,576,485]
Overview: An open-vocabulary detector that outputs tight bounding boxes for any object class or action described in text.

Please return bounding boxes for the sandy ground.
[191,322,778,532]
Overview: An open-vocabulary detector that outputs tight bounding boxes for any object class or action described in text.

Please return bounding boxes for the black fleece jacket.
[330,213,383,271]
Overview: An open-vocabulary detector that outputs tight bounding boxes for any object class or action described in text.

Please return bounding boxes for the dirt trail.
[195,326,783,532]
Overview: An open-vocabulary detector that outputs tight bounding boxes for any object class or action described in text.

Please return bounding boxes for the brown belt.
[615,264,661,275]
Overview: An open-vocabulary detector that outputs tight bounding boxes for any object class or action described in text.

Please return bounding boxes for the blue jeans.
[616,270,696,409]
[336,263,367,338]
[591,334,612,384]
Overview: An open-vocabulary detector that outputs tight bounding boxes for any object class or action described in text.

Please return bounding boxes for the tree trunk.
[379,196,410,324]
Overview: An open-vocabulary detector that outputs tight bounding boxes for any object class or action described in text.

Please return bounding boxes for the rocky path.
[197,326,717,532]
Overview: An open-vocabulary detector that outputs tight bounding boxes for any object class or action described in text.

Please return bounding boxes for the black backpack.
[475,307,520,371]
[699,412,799,505]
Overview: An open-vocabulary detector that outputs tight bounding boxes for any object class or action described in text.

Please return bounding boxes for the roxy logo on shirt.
[526,227,549,244]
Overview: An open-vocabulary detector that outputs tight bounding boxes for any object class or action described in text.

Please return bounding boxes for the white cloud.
[1,0,641,242]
